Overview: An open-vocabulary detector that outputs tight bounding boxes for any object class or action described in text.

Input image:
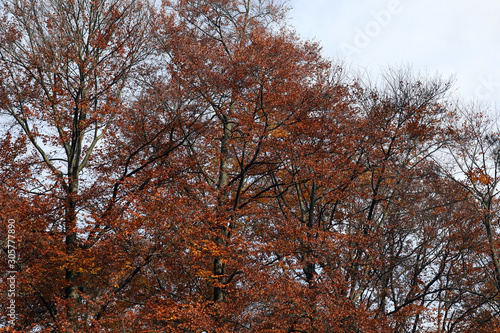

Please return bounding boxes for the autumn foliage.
[0,0,500,332]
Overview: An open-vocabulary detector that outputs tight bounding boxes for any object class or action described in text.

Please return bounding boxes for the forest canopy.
[0,0,499,332]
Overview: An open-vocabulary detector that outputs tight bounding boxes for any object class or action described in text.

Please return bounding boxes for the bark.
[214,115,233,302]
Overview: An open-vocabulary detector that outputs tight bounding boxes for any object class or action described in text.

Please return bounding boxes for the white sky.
[287,0,500,108]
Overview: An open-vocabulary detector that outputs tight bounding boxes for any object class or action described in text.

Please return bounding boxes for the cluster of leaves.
[0,0,500,332]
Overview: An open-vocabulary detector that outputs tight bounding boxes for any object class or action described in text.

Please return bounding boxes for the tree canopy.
[1,0,499,332]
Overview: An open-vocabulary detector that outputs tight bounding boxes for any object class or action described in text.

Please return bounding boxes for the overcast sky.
[287,0,500,109]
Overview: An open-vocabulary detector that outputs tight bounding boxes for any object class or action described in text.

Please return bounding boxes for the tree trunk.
[214,115,233,302]
[65,177,79,300]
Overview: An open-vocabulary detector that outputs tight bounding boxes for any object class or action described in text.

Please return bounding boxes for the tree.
[117,0,345,330]
[0,0,155,330]
[439,107,500,332]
